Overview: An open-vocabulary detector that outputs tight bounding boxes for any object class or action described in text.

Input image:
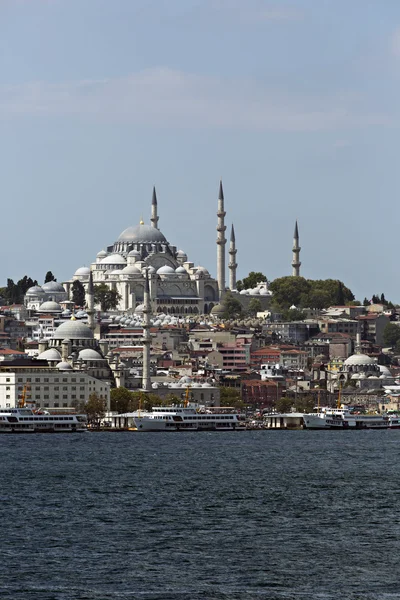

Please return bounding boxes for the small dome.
[56,361,73,370]
[175,266,186,274]
[195,266,209,274]
[118,223,167,244]
[128,249,141,258]
[97,250,108,258]
[146,266,156,274]
[249,288,260,295]
[42,281,66,293]
[78,349,103,360]
[110,269,122,275]
[135,304,145,314]
[179,376,192,384]
[74,266,90,277]
[26,285,45,296]
[344,354,376,366]
[121,265,141,275]
[157,265,175,275]
[100,254,127,265]
[177,249,187,257]
[211,304,225,315]
[38,348,62,361]
[202,382,212,388]
[53,320,94,340]
[38,301,62,313]
[239,290,247,295]
[259,289,268,296]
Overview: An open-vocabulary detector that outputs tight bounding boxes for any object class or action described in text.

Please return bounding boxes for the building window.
[63,395,68,399]
[62,378,67,383]
[54,386,59,391]
[63,403,68,408]
[80,395,85,399]
[44,387,49,391]
[35,378,40,383]
[44,403,49,408]
[71,395,76,399]
[7,378,11,382]
[44,395,49,399]
[54,403,59,408]
[6,386,10,391]
[55,395,59,400]
[63,387,67,391]
[6,395,10,399]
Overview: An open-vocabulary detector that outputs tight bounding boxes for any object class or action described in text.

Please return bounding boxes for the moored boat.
[133,404,245,432]
[303,407,389,430]
[0,408,87,433]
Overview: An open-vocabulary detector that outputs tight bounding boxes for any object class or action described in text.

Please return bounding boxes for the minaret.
[228,224,238,290]
[141,269,152,392]
[291,220,301,277]
[216,180,227,299]
[86,270,95,331]
[151,186,159,229]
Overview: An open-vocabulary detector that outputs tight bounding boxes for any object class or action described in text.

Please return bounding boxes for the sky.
[1,0,400,302]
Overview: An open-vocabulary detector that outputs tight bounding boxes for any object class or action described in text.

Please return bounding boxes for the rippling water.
[1,431,400,599]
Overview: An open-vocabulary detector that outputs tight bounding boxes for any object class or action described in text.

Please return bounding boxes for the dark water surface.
[1,431,400,600]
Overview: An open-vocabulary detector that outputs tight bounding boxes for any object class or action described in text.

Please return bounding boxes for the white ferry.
[0,408,87,433]
[303,407,389,430]
[133,404,245,432]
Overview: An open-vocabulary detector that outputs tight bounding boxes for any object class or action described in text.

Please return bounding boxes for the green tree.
[247,298,262,316]
[269,276,311,309]
[281,308,306,322]
[94,284,121,312]
[363,297,370,306]
[2,276,38,305]
[85,392,107,427]
[44,271,56,283]
[275,396,293,413]
[110,386,134,412]
[237,272,267,292]
[71,280,86,307]
[383,323,400,348]
[222,292,243,319]
[219,386,244,410]
[294,395,316,413]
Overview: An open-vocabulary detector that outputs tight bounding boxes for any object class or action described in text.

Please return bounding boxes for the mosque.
[25,181,301,317]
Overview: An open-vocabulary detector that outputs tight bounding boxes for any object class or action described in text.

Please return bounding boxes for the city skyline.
[1,0,400,301]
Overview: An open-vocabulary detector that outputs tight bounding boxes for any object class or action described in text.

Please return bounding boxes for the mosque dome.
[38,348,62,361]
[38,301,62,313]
[97,250,107,259]
[157,265,175,276]
[177,249,187,259]
[121,265,141,275]
[211,304,225,316]
[100,254,126,265]
[118,223,167,244]
[249,288,260,295]
[74,266,90,277]
[195,266,209,275]
[146,266,156,274]
[344,354,376,366]
[42,281,66,293]
[135,304,145,314]
[26,285,45,296]
[175,266,186,274]
[239,290,248,295]
[56,361,73,370]
[53,320,94,340]
[78,349,103,360]
[128,249,141,258]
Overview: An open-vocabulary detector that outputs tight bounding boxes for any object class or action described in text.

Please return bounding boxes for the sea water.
[1,430,400,600]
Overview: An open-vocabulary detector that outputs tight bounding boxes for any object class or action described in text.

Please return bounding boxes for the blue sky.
[1,0,400,301]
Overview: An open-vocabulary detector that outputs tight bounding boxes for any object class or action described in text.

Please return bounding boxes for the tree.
[110,387,134,412]
[237,272,267,291]
[363,297,370,306]
[294,395,316,413]
[44,271,56,283]
[72,280,86,307]
[219,387,244,410]
[248,298,262,316]
[94,284,121,312]
[269,276,311,309]
[281,308,306,322]
[275,396,293,413]
[221,292,243,319]
[2,276,38,305]
[85,392,107,427]
[383,323,400,348]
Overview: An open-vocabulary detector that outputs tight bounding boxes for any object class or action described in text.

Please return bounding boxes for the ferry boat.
[133,404,245,432]
[0,408,87,433]
[303,407,389,430]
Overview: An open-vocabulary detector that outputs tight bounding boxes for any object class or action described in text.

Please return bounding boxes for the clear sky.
[1,0,400,302]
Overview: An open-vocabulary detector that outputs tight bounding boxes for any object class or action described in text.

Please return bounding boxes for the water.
[1,431,400,600]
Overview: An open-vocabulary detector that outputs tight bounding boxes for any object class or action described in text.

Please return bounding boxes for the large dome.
[53,320,94,340]
[118,223,167,244]
[42,281,66,293]
[344,354,376,366]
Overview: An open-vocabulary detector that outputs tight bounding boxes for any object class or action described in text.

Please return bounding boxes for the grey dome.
[118,223,167,244]
[42,281,66,293]
[74,266,90,277]
[100,253,126,265]
[53,320,94,340]
[56,361,73,370]
[38,301,62,313]
[344,354,375,366]
[121,265,141,275]
[211,304,225,316]
[26,285,45,296]
[78,349,103,360]
[97,250,107,258]
[157,265,175,275]
[38,348,62,361]
[128,249,141,257]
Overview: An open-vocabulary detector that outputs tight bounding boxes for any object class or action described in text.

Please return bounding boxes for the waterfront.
[1,431,400,600]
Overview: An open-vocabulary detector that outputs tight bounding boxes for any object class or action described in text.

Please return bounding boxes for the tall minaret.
[291,220,301,277]
[141,269,152,392]
[151,186,159,229]
[228,224,238,290]
[216,180,227,299]
[86,270,95,331]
